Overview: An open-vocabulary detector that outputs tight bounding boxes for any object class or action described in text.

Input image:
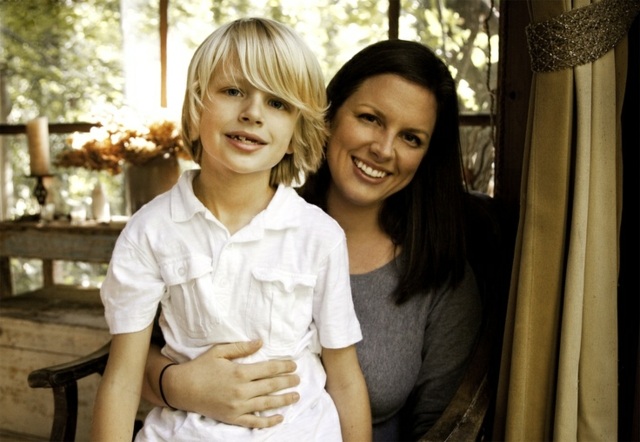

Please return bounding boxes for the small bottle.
[91,182,110,223]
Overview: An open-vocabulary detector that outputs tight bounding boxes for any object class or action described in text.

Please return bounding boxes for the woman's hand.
[142,340,300,428]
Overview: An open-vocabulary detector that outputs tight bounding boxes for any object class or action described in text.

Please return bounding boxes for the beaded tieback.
[526,0,640,72]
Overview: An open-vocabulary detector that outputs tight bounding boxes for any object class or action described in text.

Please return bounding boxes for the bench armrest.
[28,341,111,389]
[27,341,111,442]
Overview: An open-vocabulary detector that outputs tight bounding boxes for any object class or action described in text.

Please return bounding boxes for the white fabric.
[101,170,361,441]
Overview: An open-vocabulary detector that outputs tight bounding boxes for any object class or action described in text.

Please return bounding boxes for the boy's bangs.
[237,36,307,112]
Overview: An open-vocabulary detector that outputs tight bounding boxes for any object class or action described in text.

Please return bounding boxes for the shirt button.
[178,267,186,276]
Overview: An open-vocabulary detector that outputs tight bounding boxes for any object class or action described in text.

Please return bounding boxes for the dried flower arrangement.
[56,119,190,175]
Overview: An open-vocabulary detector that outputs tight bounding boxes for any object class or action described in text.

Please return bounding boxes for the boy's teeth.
[234,135,258,144]
[354,159,387,178]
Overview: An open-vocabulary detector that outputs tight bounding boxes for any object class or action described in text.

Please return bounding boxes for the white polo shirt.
[101,169,361,441]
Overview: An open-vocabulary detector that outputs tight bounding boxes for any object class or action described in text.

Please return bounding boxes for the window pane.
[400,0,499,194]
[400,0,500,113]
[161,0,390,116]
[2,0,500,121]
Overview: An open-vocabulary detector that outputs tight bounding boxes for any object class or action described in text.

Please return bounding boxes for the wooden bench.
[0,287,109,440]
[0,220,123,440]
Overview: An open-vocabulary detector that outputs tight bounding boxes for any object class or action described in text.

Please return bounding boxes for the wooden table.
[0,219,125,298]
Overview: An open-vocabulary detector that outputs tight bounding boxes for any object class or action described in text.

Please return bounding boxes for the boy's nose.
[239,97,264,125]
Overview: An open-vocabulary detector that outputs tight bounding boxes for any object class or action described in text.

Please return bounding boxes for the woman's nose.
[370,135,394,160]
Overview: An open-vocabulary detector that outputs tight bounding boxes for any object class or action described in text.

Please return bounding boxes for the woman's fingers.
[231,392,301,429]
[201,340,263,360]
[249,390,301,412]
[201,341,298,380]
[233,412,285,429]
[239,359,299,383]
[246,374,300,398]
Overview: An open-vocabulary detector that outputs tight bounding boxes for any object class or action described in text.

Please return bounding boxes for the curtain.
[493,0,639,440]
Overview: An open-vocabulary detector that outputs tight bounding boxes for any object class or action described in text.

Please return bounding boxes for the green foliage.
[0,0,125,122]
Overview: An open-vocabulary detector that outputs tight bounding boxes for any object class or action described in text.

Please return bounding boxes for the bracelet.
[159,362,178,410]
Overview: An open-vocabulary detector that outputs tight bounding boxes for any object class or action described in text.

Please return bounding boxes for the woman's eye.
[402,132,422,147]
[359,113,378,124]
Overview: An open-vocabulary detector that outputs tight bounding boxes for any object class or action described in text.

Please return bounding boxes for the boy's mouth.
[229,134,263,145]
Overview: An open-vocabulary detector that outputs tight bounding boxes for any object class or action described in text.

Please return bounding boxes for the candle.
[26,116,50,175]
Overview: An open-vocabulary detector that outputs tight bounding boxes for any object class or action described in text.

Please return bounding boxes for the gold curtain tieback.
[526,0,640,72]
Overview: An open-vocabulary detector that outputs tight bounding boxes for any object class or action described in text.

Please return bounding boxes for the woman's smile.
[353,157,389,179]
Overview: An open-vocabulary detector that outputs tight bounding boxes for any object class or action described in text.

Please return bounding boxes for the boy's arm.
[91,323,153,442]
[322,345,372,442]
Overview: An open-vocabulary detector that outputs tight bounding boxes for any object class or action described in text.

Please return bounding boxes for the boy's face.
[198,67,297,180]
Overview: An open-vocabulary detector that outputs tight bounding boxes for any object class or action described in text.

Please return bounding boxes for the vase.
[125,155,180,214]
[91,181,110,222]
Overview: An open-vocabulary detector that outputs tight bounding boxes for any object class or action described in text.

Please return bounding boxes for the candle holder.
[28,174,54,219]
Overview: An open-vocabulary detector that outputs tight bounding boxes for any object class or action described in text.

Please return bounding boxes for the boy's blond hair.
[182,17,327,186]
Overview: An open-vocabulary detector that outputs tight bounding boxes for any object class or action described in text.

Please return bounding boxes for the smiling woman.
[326,74,437,210]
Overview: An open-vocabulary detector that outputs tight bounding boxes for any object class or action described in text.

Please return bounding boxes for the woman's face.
[326,74,437,210]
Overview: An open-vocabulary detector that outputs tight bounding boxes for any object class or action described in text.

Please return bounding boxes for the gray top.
[351,259,482,441]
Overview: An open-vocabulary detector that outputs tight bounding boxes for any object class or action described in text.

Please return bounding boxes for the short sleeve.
[312,234,362,349]
[101,226,166,335]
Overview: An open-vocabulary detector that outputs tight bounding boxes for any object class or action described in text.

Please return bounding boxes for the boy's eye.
[225,88,242,97]
[269,98,287,110]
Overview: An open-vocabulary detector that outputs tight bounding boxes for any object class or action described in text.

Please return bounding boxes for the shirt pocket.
[159,255,214,339]
[248,267,317,351]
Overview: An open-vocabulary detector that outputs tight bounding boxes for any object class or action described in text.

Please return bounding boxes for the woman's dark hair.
[301,39,467,304]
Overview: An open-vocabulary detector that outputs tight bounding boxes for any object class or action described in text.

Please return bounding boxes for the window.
[0,0,499,291]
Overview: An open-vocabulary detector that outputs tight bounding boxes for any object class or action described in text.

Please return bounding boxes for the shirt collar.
[170,169,302,232]
[260,184,302,230]
[170,169,206,222]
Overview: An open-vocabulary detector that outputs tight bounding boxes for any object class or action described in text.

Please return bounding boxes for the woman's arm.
[141,340,302,428]
[323,345,372,442]
[92,324,153,442]
[407,266,483,439]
